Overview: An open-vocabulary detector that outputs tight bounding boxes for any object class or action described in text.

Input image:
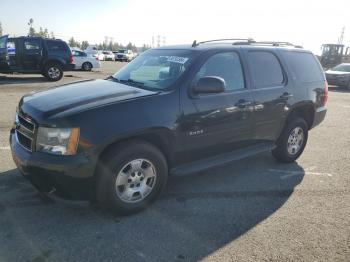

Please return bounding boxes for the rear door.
[0,35,8,70]
[21,38,43,70]
[244,49,293,141]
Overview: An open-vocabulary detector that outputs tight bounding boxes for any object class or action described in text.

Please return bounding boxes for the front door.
[179,51,254,162]
[21,38,43,70]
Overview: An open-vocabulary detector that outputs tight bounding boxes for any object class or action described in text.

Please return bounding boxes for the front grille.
[117,55,123,58]
[18,114,35,132]
[15,113,36,152]
[16,131,33,151]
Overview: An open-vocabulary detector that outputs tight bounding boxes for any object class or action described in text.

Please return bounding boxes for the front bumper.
[10,130,96,200]
[311,107,327,129]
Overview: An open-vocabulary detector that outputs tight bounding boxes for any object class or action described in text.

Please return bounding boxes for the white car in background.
[115,49,136,62]
[96,51,105,61]
[71,50,101,71]
[103,51,115,61]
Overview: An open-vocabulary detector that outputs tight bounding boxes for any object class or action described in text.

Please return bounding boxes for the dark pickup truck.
[0,35,74,81]
[10,39,327,215]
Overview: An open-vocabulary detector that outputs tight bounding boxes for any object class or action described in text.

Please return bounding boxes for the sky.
[1,0,350,54]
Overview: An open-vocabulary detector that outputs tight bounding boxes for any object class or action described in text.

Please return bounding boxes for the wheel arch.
[96,128,176,170]
[286,102,315,130]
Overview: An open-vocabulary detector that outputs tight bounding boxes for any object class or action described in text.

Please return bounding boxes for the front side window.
[248,51,284,88]
[113,49,195,90]
[194,52,245,91]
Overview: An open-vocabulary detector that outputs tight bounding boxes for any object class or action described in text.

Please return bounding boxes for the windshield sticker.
[160,56,189,64]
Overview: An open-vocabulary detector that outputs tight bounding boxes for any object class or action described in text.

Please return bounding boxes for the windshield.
[118,50,127,53]
[112,49,195,90]
[332,64,350,72]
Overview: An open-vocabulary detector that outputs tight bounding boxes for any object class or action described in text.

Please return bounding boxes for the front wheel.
[272,117,308,163]
[96,141,168,215]
[44,63,63,81]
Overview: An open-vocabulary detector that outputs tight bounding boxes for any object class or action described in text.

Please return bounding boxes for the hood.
[325,70,350,76]
[20,79,157,119]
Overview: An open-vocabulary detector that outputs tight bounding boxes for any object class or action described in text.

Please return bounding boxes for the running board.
[170,142,275,176]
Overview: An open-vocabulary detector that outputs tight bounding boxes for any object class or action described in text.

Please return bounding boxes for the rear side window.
[24,39,41,50]
[46,40,67,51]
[195,52,245,91]
[285,52,324,82]
[248,51,284,88]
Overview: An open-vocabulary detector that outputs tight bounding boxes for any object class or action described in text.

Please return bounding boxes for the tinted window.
[248,51,284,88]
[46,40,67,51]
[24,39,41,50]
[195,52,245,91]
[285,52,324,82]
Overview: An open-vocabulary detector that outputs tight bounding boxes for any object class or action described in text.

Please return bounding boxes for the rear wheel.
[96,141,168,215]
[44,63,63,81]
[82,62,92,71]
[272,117,308,163]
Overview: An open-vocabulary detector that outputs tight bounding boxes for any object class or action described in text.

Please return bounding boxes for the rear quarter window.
[46,40,68,52]
[284,51,324,83]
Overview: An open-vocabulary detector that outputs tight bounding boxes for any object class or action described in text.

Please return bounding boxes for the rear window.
[247,51,284,88]
[46,40,68,51]
[285,51,324,82]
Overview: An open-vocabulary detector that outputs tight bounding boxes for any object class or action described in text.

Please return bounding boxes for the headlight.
[36,127,80,155]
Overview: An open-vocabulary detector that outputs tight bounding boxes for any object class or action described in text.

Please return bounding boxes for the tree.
[0,22,3,37]
[81,40,89,50]
[141,44,150,52]
[68,37,80,48]
[28,18,35,36]
[50,31,55,39]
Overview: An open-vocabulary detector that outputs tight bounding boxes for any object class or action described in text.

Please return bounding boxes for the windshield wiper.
[119,79,145,87]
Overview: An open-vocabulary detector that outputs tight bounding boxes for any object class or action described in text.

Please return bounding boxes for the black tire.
[272,117,308,163]
[96,140,168,215]
[44,63,63,81]
[82,62,92,71]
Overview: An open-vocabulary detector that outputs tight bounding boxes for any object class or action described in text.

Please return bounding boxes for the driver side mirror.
[192,76,226,94]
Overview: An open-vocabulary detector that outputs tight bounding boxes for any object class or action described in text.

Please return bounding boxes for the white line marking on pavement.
[268,168,333,179]
[0,146,10,150]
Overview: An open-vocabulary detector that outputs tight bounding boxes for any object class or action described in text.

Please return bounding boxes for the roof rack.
[191,39,303,48]
[192,38,255,47]
[250,41,303,48]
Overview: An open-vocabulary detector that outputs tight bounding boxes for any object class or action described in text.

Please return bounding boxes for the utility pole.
[338,27,345,45]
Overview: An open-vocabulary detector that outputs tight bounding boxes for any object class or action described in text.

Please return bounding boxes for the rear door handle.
[280,92,293,99]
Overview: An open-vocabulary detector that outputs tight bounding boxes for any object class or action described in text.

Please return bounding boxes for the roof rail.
[191,39,303,48]
[249,41,303,48]
[192,38,255,47]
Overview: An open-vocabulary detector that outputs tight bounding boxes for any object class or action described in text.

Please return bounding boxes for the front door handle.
[280,92,293,99]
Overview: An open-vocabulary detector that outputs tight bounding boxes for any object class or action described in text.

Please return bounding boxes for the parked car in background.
[115,49,136,62]
[325,63,350,89]
[103,51,115,61]
[10,39,327,215]
[96,51,105,61]
[0,35,74,81]
[71,49,101,71]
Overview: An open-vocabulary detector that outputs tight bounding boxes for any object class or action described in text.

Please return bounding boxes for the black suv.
[10,39,327,215]
[0,35,74,81]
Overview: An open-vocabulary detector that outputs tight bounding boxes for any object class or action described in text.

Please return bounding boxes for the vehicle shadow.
[0,74,81,85]
[0,153,304,262]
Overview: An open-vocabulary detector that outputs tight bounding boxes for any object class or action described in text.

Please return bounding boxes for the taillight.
[69,54,73,64]
[322,80,328,106]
